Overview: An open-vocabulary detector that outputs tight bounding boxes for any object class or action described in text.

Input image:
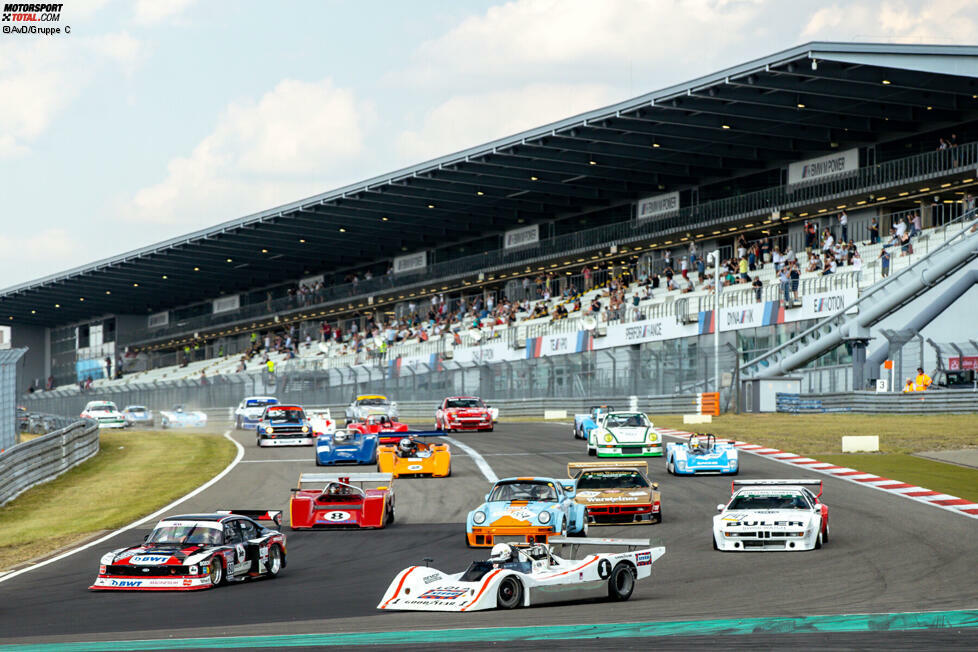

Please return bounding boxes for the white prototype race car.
[378,538,664,611]
[307,408,337,436]
[713,479,829,552]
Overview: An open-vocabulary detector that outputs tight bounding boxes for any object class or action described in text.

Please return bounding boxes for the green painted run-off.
[2,609,977,650]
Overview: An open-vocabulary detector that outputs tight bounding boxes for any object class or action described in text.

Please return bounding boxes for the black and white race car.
[90,511,285,591]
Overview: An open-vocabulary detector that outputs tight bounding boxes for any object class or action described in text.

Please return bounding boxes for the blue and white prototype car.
[159,405,208,429]
[234,396,279,430]
[466,477,588,547]
[666,434,739,475]
[572,405,613,440]
[122,405,154,428]
[315,429,379,465]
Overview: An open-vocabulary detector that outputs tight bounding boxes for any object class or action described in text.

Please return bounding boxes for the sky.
[2,0,977,288]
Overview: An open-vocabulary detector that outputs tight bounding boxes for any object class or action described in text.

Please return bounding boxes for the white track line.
[442,436,498,483]
[0,431,245,585]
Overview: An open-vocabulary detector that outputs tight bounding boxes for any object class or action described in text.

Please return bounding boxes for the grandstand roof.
[6,41,978,327]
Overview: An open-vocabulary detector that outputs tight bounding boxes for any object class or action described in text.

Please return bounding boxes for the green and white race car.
[586,412,662,458]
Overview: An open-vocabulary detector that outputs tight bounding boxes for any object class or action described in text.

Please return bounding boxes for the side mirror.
[652,482,659,490]
[143,534,149,542]
[716,504,726,513]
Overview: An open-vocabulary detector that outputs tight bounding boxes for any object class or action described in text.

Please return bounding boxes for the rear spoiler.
[732,479,823,498]
[295,472,394,489]
[377,430,446,443]
[215,510,283,528]
[550,537,661,557]
[567,461,648,477]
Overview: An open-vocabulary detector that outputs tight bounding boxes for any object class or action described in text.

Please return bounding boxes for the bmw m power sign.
[788,148,858,185]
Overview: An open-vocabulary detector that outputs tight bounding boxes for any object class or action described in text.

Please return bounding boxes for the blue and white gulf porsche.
[315,429,379,466]
[466,477,588,547]
[666,434,739,475]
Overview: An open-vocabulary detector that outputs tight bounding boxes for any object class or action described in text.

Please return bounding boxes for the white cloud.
[396,82,617,161]
[89,31,145,74]
[802,0,978,42]
[0,228,78,281]
[134,0,198,25]
[122,78,372,228]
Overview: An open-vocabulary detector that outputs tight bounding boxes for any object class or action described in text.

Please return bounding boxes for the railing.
[0,419,99,506]
[775,390,978,414]
[121,142,978,347]
[741,208,978,377]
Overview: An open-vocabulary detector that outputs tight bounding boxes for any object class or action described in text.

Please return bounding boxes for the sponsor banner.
[594,317,697,349]
[635,191,679,221]
[503,224,540,249]
[787,288,858,322]
[715,301,785,332]
[452,340,516,364]
[698,289,857,334]
[300,274,324,287]
[526,331,593,359]
[212,295,240,314]
[948,356,978,371]
[787,148,859,185]
[390,353,442,374]
[147,311,169,329]
[393,251,427,274]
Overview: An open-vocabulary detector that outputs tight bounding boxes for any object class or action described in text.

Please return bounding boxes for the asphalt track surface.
[1,422,977,647]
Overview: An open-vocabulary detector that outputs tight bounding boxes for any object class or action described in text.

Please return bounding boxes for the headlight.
[473,511,486,524]
[648,432,658,442]
[538,511,551,524]
[603,433,613,443]
[267,426,274,434]
[302,425,309,433]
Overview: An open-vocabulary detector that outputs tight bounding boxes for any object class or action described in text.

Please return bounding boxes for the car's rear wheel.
[266,545,282,577]
[653,509,662,524]
[208,558,225,587]
[587,440,596,456]
[496,576,523,609]
[814,530,823,550]
[822,518,830,543]
[570,520,588,537]
[607,564,635,601]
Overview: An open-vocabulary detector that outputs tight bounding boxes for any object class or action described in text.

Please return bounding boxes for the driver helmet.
[531,485,551,501]
[397,437,416,454]
[334,430,349,443]
[689,435,700,450]
[489,543,513,564]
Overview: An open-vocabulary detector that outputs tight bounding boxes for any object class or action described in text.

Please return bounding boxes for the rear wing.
[377,430,447,443]
[295,472,394,490]
[215,509,283,529]
[550,537,661,557]
[567,461,648,478]
[732,479,823,498]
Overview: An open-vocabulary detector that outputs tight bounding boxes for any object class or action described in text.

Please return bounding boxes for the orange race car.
[377,435,450,478]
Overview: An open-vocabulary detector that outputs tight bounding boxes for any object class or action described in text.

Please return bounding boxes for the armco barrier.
[776,390,978,414]
[0,419,99,506]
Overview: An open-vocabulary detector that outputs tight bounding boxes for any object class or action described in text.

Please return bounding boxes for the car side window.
[224,522,243,544]
[237,519,259,541]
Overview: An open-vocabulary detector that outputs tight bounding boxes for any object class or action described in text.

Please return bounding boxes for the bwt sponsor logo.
[809,295,845,313]
[624,322,662,341]
[2,3,62,20]
[725,310,754,326]
[801,156,847,179]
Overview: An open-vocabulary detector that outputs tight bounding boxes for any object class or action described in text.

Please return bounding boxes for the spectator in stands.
[681,277,694,294]
[663,249,672,269]
[789,262,800,302]
[806,255,821,273]
[838,210,848,242]
[46,375,54,391]
[899,231,912,256]
[738,256,749,283]
[680,257,689,280]
[821,228,834,253]
[880,249,891,277]
[580,265,592,291]
[104,356,112,380]
[747,244,757,271]
[666,276,678,292]
[869,217,879,244]
[938,137,949,151]
[910,212,922,237]
[200,370,208,385]
[894,215,907,240]
[914,367,932,391]
[784,245,796,267]
[778,267,790,304]
[760,237,771,267]
[688,242,698,266]
[752,276,763,302]
[772,246,783,272]
[804,221,817,254]
[696,255,705,279]
[821,255,836,275]
[852,250,863,282]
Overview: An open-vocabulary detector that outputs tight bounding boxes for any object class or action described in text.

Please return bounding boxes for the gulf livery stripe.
[656,428,978,521]
[460,569,502,611]
[380,566,418,609]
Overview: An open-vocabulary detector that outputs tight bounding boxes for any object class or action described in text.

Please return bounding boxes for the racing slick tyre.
[161,419,169,429]
[712,535,719,551]
[822,519,830,543]
[569,521,589,537]
[587,443,596,457]
[235,416,242,430]
[266,545,283,577]
[608,563,636,602]
[496,576,523,609]
[653,510,662,524]
[814,530,823,550]
[666,458,675,475]
[208,558,226,587]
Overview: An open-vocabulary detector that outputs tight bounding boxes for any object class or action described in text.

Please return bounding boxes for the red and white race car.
[307,408,337,436]
[289,473,395,529]
[435,396,496,432]
[348,414,410,444]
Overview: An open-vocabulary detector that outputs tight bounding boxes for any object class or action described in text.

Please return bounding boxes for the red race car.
[289,473,395,529]
[348,414,410,444]
[435,396,494,432]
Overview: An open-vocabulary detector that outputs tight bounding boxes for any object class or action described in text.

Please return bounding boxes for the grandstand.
[8,42,978,410]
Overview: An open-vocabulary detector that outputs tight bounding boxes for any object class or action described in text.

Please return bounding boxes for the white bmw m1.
[378,538,665,611]
[713,479,829,552]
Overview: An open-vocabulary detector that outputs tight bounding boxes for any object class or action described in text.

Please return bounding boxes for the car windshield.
[447,398,483,408]
[146,523,222,545]
[126,407,146,413]
[460,560,531,582]
[266,407,304,422]
[246,398,276,407]
[605,414,647,428]
[91,403,117,411]
[358,397,389,406]
[577,470,649,489]
[591,406,611,417]
[488,481,558,502]
[172,406,186,412]
[728,492,811,510]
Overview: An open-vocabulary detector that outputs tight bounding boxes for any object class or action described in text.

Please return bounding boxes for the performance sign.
[504,224,540,249]
[788,148,859,185]
[635,192,679,221]
[393,251,427,274]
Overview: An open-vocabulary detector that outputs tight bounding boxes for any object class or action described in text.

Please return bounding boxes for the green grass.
[819,453,978,504]
[0,430,236,570]
[652,413,978,456]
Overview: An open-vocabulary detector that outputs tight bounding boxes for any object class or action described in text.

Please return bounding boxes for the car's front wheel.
[208,558,225,587]
[666,457,675,474]
[608,563,636,601]
[496,576,523,609]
